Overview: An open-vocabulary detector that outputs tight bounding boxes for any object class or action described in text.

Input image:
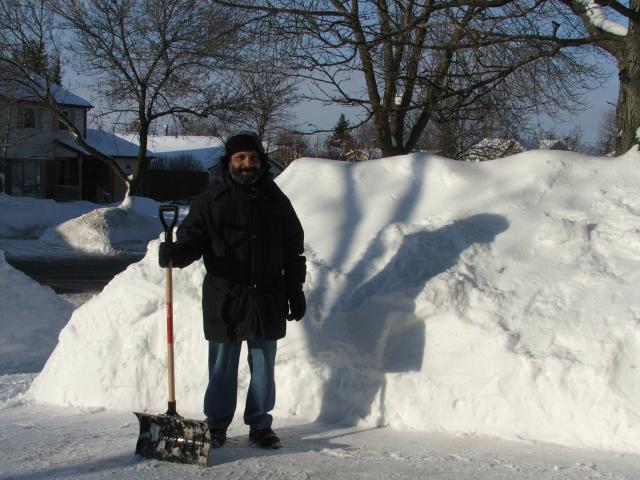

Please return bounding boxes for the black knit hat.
[224,131,265,157]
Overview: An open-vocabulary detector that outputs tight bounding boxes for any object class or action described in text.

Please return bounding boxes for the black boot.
[249,427,281,449]
[209,428,227,448]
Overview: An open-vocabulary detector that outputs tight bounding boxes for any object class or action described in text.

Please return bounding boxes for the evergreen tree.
[12,40,62,83]
[325,114,353,160]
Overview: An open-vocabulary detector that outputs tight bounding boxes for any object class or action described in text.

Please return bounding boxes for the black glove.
[158,242,177,268]
[287,287,306,321]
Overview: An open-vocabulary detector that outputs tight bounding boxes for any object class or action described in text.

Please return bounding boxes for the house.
[141,134,225,170]
[344,148,382,162]
[82,129,150,203]
[0,79,145,202]
[461,138,525,161]
[1,79,92,199]
[538,139,568,151]
[125,134,284,179]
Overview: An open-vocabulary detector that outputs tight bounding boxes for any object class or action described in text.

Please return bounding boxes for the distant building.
[538,139,568,151]
[461,138,526,161]
[344,148,382,162]
[123,134,284,175]
[119,134,225,171]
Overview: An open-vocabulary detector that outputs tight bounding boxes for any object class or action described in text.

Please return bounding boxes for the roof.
[55,130,151,159]
[86,129,143,158]
[119,134,225,170]
[538,139,568,151]
[462,138,525,161]
[55,138,90,156]
[0,75,93,108]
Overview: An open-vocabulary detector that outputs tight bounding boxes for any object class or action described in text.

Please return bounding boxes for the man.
[158,131,306,449]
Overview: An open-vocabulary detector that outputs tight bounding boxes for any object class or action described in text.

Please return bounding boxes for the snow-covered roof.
[86,129,144,158]
[119,134,224,170]
[462,138,525,161]
[538,139,568,151]
[0,75,92,108]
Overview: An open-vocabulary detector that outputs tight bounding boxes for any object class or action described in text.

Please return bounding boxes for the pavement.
[2,238,144,294]
[7,255,144,294]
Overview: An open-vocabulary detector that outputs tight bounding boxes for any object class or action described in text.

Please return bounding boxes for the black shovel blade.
[134,412,210,466]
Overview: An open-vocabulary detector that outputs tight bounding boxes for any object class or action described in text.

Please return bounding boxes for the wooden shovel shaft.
[165,266,176,404]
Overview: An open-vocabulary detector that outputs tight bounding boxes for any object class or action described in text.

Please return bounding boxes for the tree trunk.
[615,28,640,155]
[129,123,150,198]
[2,94,14,195]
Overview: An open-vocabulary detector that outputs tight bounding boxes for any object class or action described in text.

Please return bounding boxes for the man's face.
[228,150,262,185]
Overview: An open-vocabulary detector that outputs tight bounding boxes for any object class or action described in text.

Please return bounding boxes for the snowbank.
[29,149,640,453]
[40,197,164,254]
[0,193,96,239]
[0,250,74,373]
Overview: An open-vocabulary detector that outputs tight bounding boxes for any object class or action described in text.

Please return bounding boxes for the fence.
[142,169,209,203]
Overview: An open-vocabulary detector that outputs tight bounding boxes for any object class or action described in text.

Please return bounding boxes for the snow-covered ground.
[2,147,640,478]
[0,251,73,374]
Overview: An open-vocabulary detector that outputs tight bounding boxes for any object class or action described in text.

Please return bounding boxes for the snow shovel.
[134,204,210,466]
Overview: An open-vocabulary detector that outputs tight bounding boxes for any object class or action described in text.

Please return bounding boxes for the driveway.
[6,255,144,294]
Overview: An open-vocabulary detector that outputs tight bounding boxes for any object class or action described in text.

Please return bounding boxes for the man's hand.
[158,242,177,268]
[287,288,306,321]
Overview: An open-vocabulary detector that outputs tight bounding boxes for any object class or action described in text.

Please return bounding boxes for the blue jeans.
[204,340,277,431]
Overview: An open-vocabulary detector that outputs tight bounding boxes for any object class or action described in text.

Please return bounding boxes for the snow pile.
[0,193,96,239]
[0,250,73,373]
[40,197,164,254]
[29,148,640,453]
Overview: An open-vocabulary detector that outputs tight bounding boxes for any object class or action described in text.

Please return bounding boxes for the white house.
[0,80,146,202]
[1,79,92,199]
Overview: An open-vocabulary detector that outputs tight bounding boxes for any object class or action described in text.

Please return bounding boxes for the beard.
[229,164,263,185]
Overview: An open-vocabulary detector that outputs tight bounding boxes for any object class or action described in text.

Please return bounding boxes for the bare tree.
[237,61,301,147]
[217,0,604,157]
[352,120,380,159]
[270,129,309,166]
[51,0,251,197]
[421,90,530,159]
[597,105,617,155]
[555,0,640,154]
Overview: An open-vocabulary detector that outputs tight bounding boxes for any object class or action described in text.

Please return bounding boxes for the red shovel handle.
[159,205,179,415]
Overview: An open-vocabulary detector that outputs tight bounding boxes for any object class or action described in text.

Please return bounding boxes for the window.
[24,108,36,129]
[11,158,42,196]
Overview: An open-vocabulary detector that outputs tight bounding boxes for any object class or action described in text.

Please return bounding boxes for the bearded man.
[158,131,306,449]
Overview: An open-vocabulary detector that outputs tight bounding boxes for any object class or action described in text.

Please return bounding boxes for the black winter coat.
[170,169,306,342]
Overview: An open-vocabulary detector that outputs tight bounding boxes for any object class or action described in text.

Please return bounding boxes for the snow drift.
[28,147,640,453]
[0,193,96,239]
[0,250,74,373]
[40,196,164,254]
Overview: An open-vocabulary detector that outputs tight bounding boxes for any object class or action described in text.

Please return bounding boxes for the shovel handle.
[159,204,179,244]
[159,205,179,414]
